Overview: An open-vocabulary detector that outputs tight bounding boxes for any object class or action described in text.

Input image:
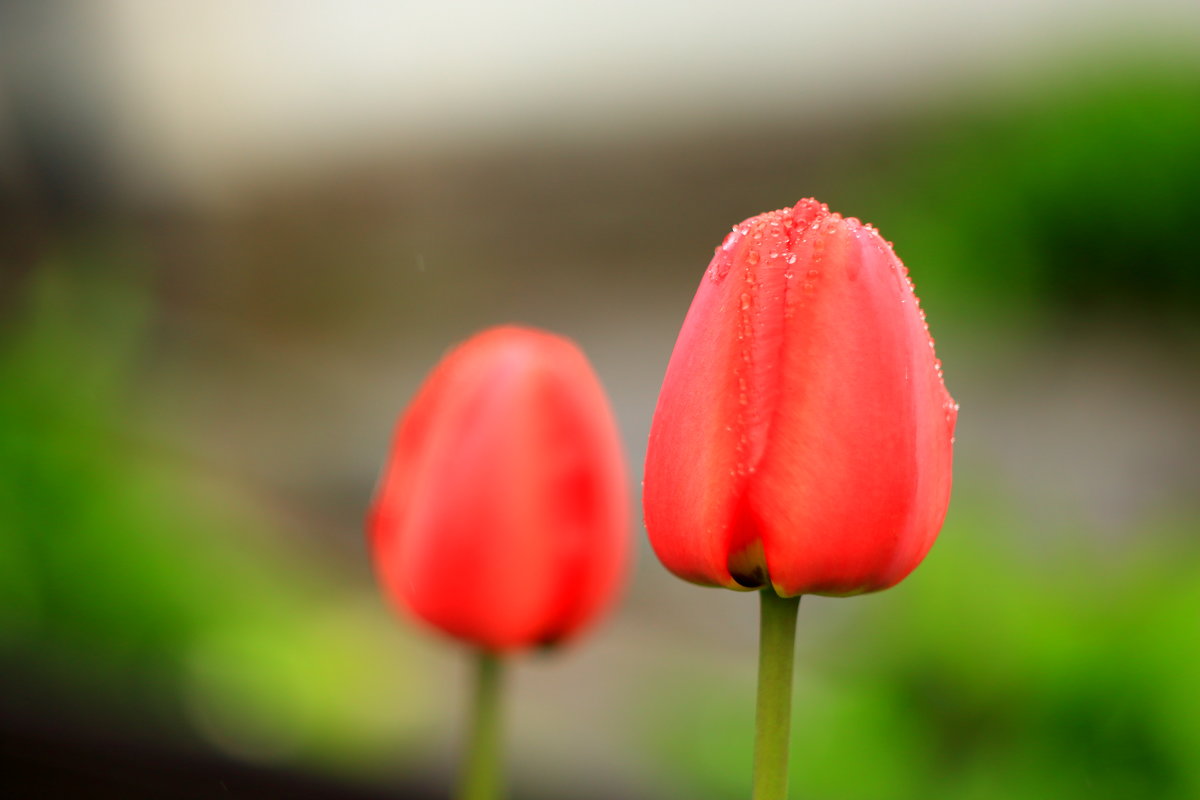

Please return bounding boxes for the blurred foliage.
[832,61,1200,329]
[647,494,1200,799]
[0,261,427,772]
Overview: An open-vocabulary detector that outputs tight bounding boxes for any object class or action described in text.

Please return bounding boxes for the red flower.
[369,326,629,650]
[644,199,957,597]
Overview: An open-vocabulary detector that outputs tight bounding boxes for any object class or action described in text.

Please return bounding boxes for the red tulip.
[644,199,957,598]
[369,326,629,651]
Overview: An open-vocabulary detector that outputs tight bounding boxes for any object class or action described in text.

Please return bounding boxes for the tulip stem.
[752,589,801,800]
[461,649,504,800]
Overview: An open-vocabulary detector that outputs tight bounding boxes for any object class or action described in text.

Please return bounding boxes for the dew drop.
[709,253,734,282]
[783,252,797,265]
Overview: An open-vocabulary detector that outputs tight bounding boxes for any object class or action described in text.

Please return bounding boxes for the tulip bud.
[369,326,629,651]
[644,199,957,598]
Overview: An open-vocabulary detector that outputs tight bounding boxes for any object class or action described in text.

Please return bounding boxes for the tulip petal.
[752,214,956,596]
[644,205,818,589]
[526,349,629,643]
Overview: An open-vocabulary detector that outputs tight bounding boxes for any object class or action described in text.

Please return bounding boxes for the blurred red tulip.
[369,326,629,650]
[644,199,957,597]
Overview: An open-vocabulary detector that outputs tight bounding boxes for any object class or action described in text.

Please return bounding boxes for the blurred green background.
[2,1,1199,798]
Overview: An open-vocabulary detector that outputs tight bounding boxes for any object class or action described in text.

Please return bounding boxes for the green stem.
[461,650,504,800]
[752,589,801,800]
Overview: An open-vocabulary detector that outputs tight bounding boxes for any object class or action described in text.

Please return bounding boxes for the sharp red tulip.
[369,326,629,651]
[644,199,957,598]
